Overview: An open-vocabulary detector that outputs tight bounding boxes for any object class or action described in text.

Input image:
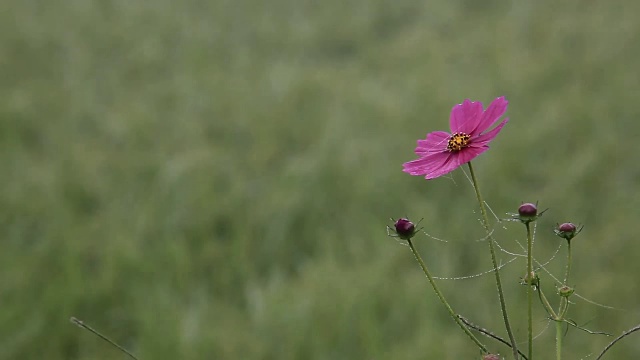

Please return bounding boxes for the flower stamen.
[447,132,471,152]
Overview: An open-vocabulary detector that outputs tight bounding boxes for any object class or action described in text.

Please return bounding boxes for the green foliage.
[1,0,640,358]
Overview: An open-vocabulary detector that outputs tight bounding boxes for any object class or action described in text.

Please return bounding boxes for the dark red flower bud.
[518,203,537,218]
[395,218,416,240]
[387,218,421,240]
[554,222,581,241]
[559,222,576,233]
[511,202,545,224]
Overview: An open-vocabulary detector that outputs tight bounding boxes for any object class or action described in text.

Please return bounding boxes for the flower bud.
[558,285,575,298]
[387,218,421,240]
[395,218,416,240]
[511,202,545,224]
[518,203,537,218]
[559,222,576,233]
[554,222,582,241]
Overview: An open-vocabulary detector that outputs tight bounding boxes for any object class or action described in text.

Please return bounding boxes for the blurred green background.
[2,0,640,359]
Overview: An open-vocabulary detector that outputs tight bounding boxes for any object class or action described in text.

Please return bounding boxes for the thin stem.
[563,241,572,285]
[526,222,534,360]
[555,320,563,360]
[557,242,573,321]
[407,239,488,353]
[595,324,640,360]
[457,314,530,360]
[558,297,569,319]
[467,162,519,360]
[537,283,564,360]
[536,287,558,320]
[70,317,139,360]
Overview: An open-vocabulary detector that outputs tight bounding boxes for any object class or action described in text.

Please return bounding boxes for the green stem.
[70,317,139,360]
[536,287,558,320]
[407,239,488,353]
[467,162,519,360]
[535,284,564,360]
[555,320,563,360]
[558,241,572,319]
[558,297,569,319]
[526,223,534,360]
[563,241,572,285]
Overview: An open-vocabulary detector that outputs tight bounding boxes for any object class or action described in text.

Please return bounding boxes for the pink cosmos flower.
[403,97,509,180]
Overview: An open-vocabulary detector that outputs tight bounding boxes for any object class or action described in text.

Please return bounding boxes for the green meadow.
[2,1,640,359]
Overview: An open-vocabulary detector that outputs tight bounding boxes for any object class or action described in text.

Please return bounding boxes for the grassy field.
[2,1,640,359]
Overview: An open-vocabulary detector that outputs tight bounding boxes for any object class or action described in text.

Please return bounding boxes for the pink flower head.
[403,97,509,180]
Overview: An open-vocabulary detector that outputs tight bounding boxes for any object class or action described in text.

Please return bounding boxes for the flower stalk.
[467,162,519,360]
[526,222,534,360]
[563,241,572,285]
[406,239,488,354]
[555,320,563,360]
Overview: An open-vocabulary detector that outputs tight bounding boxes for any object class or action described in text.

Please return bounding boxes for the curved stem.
[536,286,558,320]
[467,162,519,360]
[526,222,534,360]
[407,239,488,353]
[596,324,640,360]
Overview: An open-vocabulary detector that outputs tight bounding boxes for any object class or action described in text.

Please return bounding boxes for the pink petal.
[403,151,448,175]
[449,99,483,135]
[472,118,509,146]
[472,96,508,135]
[456,145,489,165]
[415,131,450,155]
[403,151,462,180]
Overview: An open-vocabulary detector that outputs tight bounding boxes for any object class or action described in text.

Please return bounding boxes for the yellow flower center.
[447,132,471,152]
